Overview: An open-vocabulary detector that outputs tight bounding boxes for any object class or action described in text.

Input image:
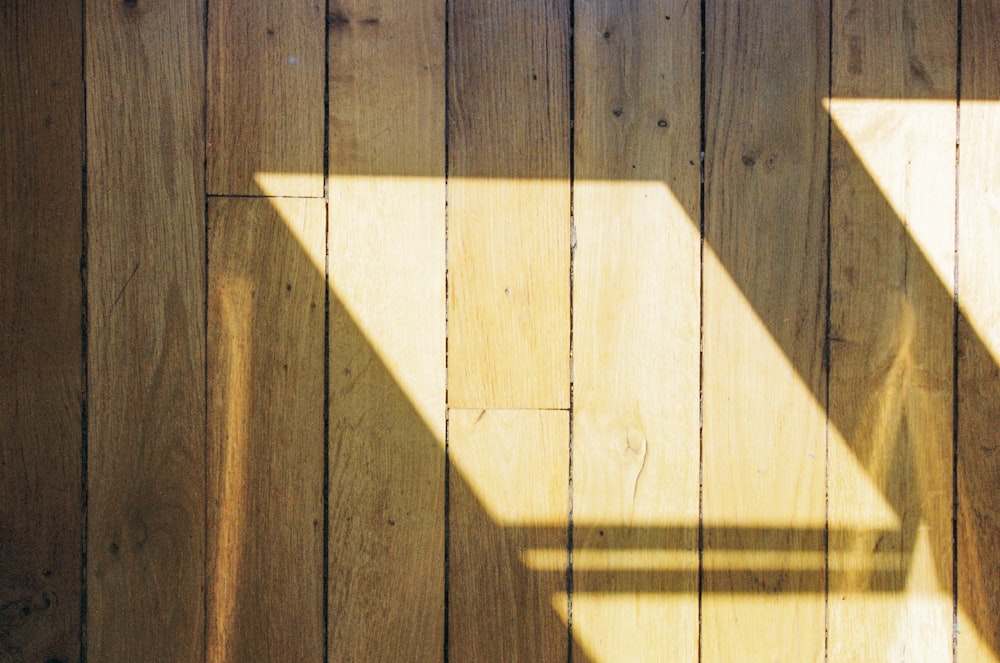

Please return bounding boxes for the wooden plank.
[447,0,571,409]
[571,1,701,660]
[326,2,446,659]
[0,4,83,661]
[84,2,205,660]
[208,0,324,196]
[828,2,957,659]
[702,2,829,660]
[448,409,569,662]
[958,0,1000,658]
[206,197,325,662]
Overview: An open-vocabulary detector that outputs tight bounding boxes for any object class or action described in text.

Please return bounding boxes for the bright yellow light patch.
[327,174,446,440]
[256,164,999,663]
[552,591,698,663]
[252,173,326,272]
[829,527,954,661]
[957,101,1000,367]
[825,99,956,292]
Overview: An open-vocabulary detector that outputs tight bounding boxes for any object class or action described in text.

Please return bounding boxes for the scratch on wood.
[626,432,648,504]
[107,261,140,319]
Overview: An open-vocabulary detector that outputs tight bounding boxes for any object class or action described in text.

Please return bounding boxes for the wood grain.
[958,0,1000,657]
[447,0,570,409]
[0,4,83,661]
[208,0,325,196]
[9,3,1000,660]
[572,1,701,660]
[828,2,957,659]
[84,2,206,660]
[702,2,829,660]
[448,409,569,662]
[206,197,325,662]
[327,2,446,659]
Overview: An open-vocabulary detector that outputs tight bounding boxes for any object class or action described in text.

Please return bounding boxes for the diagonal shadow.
[3,1,996,661]
[217,197,902,662]
[204,2,1000,660]
[227,155,997,660]
[216,153,997,661]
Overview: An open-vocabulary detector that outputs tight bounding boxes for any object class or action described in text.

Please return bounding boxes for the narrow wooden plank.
[702,2,829,660]
[447,0,570,409]
[571,1,701,660]
[326,2,446,659]
[208,0,324,196]
[85,2,205,660]
[449,409,569,662]
[0,4,83,661]
[958,0,1000,657]
[828,3,957,659]
[206,197,325,662]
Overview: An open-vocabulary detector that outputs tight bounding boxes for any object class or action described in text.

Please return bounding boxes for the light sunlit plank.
[572,0,701,659]
[828,2,956,659]
[447,0,571,409]
[702,2,829,660]
[326,2,447,660]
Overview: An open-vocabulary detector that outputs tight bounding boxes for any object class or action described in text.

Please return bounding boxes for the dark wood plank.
[84,2,205,659]
[958,0,1000,657]
[0,3,83,661]
[208,0,325,196]
[206,197,325,662]
[702,1,829,660]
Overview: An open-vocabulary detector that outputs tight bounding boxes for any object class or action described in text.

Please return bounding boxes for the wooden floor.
[2,1,999,661]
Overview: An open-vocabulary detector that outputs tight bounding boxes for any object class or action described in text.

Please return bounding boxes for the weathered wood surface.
[572,0,701,660]
[449,409,569,662]
[327,1,447,659]
[208,0,325,196]
[206,198,325,662]
[447,0,571,409]
[1,3,83,661]
[3,1,999,661]
[85,1,206,660]
[828,1,957,659]
[958,0,1000,658]
[702,2,829,660]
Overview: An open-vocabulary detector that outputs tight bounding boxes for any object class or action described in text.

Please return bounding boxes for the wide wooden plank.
[958,0,1000,658]
[208,0,324,196]
[449,409,569,662]
[447,0,571,409]
[84,2,205,660]
[327,2,446,659]
[828,2,957,659]
[702,2,829,660]
[571,1,701,660]
[206,197,325,662]
[0,4,83,661]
